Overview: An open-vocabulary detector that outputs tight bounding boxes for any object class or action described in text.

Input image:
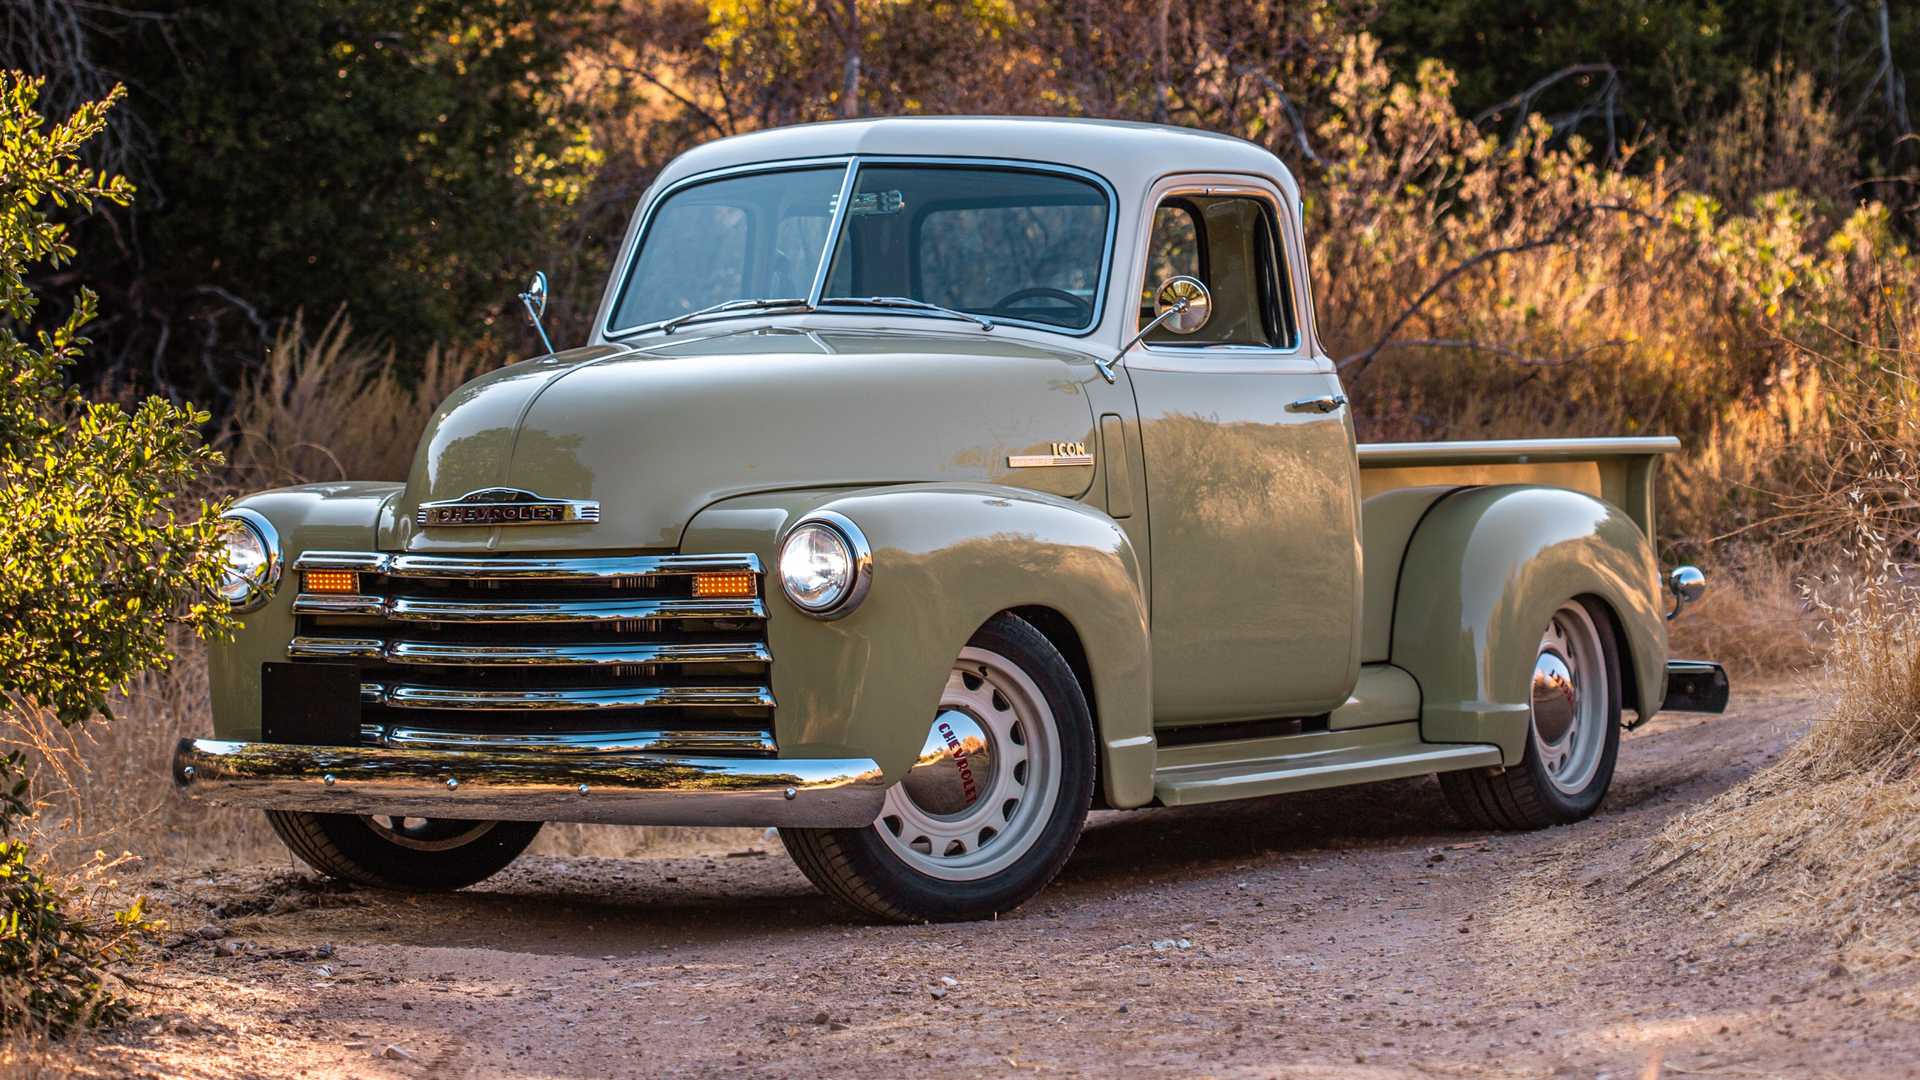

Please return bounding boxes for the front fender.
[680,483,1156,808]
[208,483,405,740]
[1390,485,1666,763]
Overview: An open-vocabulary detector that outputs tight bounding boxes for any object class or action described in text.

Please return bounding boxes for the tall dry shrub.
[225,310,493,487]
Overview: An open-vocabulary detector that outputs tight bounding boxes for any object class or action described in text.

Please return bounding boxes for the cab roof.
[649,116,1300,205]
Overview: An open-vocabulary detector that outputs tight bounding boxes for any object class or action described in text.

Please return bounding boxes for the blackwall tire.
[1440,597,1623,830]
[265,811,541,891]
[781,613,1096,922]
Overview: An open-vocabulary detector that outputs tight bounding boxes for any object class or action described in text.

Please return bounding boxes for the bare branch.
[1232,66,1323,167]
[1356,336,1631,369]
[1337,202,1654,377]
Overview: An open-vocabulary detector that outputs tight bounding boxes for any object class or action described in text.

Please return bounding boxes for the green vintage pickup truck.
[177,118,1727,922]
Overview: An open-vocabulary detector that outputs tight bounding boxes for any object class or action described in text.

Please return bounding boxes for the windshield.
[607,162,1112,334]
[610,166,841,331]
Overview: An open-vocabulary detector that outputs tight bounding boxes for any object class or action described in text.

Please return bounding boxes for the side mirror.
[1667,565,1707,620]
[1153,275,1213,335]
[518,270,555,355]
[1098,275,1214,383]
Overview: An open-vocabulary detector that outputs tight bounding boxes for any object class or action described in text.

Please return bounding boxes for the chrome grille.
[287,551,774,755]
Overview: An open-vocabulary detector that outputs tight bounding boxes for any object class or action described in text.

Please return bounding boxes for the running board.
[1152,721,1501,807]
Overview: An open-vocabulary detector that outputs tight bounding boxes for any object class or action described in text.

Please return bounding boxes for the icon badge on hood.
[417,487,601,527]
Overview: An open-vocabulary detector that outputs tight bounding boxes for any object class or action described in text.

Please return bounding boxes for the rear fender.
[1389,485,1666,763]
[680,484,1156,808]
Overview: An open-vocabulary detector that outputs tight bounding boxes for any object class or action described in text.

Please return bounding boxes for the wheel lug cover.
[902,708,994,817]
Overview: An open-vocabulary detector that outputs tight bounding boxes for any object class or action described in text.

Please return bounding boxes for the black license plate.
[260,662,362,746]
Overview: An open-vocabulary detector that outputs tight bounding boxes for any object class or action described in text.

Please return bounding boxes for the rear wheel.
[1440,598,1622,830]
[781,613,1095,922]
[266,811,541,891]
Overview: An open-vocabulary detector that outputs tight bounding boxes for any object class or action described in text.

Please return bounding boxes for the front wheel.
[781,613,1096,922]
[1440,597,1623,830]
[266,811,542,891]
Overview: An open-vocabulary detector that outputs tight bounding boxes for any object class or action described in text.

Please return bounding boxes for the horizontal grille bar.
[366,683,776,711]
[292,595,765,623]
[293,550,760,581]
[369,726,777,755]
[289,637,769,667]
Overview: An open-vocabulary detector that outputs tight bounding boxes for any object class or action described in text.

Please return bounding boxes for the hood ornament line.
[418,487,601,528]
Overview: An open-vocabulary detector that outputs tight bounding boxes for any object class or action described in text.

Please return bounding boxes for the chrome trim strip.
[1355,437,1684,466]
[293,594,764,622]
[373,726,778,755]
[385,596,765,624]
[293,552,389,573]
[1007,453,1095,468]
[377,685,776,711]
[290,638,771,666]
[291,551,763,580]
[389,552,759,580]
[288,636,385,660]
[292,593,388,617]
[172,738,887,828]
[808,159,861,308]
[386,641,772,667]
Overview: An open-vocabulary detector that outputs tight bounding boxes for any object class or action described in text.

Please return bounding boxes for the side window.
[1140,193,1299,349]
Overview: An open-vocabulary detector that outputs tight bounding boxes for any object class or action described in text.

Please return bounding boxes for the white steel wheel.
[778,613,1096,923]
[1530,601,1610,797]
[875,647,1064,882]
[1438,596,1623,831]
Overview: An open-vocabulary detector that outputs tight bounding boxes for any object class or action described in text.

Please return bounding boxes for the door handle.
[1286,394,1348,414]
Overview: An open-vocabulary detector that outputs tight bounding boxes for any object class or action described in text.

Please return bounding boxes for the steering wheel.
[989,286,1094,320]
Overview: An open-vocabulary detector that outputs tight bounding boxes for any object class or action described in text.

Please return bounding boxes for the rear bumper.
[171,738,888,828]
[1662,659,1730,714]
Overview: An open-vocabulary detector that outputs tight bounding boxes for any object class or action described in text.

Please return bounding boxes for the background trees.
[4,0,1913,403]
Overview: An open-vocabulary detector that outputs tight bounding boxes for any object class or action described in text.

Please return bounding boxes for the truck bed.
[1356,436,1680,539]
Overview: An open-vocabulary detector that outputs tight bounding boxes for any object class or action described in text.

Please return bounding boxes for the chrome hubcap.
[363,816,495,852]
[876,646,1060,882]
[1530,602,1608,795]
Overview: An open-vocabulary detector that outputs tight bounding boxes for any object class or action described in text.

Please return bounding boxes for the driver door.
[1126,180,1361,727]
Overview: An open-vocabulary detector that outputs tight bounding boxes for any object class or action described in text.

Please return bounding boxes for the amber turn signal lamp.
[691,571,756,598]
[301,569,360,594]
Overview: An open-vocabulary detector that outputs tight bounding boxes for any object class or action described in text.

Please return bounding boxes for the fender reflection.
[172,738,887,828]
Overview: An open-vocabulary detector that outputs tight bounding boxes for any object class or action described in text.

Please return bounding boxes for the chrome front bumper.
[172,738,888,828]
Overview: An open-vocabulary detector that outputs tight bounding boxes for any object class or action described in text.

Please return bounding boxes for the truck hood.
[383,324,1105,552]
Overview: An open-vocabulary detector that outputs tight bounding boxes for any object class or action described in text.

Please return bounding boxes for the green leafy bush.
[0,72,232,1033]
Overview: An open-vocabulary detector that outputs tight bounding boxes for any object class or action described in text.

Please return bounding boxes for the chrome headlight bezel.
[217,507,283,612]
[777,511,872,620]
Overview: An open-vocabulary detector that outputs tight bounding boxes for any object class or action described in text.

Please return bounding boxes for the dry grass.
[1657,568,1920,968]
[225,310,492,487]
[1665,550,1826,677]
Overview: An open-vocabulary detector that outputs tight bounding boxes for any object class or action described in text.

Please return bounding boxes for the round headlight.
[778,514,871,618]
[217,509,281,611]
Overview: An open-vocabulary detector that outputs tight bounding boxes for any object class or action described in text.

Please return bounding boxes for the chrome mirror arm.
[1098,299,1190,384]
[519,270,555,355]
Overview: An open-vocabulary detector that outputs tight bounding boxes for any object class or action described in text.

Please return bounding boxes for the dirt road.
[52,683,1920,1078]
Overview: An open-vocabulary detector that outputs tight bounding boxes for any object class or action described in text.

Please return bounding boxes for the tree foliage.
[0,73,233,728]
[11,0,602,397]
[0,73,224,1033]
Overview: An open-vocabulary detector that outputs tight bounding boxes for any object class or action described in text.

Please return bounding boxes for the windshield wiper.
[819,296,994,331]
[659,297,812,334]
